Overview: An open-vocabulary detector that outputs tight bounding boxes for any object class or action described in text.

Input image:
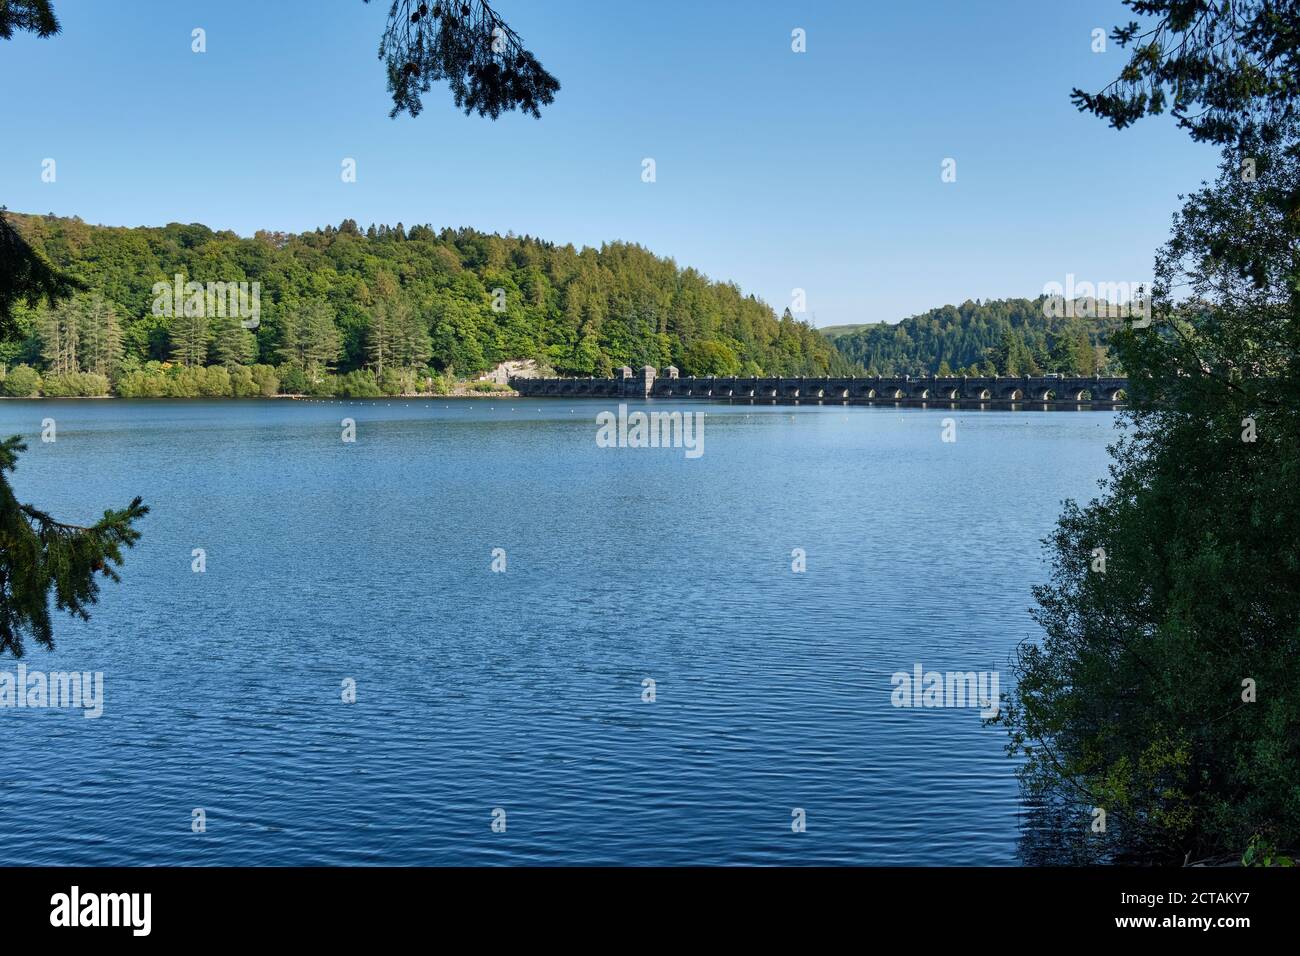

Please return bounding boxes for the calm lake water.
[0,398,1117,865]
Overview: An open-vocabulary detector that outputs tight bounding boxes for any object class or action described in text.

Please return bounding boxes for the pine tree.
[36,298,78,374]
[393,307,432,370]
[77,293,123,377]
[0,1,60,39]
[303,302,341,380]
[366,273,403,377]
[211,314,254,369]
[0,4,141,660]
[0,437,146,656]
[169,309,209,367]
[279,300,342,382]
[1049,330,1081,374]
[366,300,393,377]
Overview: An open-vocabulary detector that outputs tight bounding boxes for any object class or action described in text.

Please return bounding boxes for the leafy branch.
[0,436,148,657]
[366,0,559,118]
[1072,0,1300,146]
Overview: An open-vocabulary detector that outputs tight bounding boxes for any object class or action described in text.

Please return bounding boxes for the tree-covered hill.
[817,323,870,341]
[831,298,1122,377]
[1,212,853,397]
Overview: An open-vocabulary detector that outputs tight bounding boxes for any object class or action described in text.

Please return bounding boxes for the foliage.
[0,0,59,40]
[335,369,384,398]
[115,362,279,399]
[832,297,1118,376]
[6,213,852,386]
[38,371,110,397]
[995,132,1300,863]
[367,0,558,119]
[1073,0,1300,148]
[1242,834,1295,867]
[680,338,742,376]
[35,292,124,378]
[0,437,147,657]
[1,364,41,397]
[0,1,143,660]
[0,209,80,340]
[279,299,342,383]
[999,1,1300,863]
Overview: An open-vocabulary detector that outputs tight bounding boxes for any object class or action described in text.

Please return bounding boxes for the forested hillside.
[831,298,1121,377]
[1,212,852,397]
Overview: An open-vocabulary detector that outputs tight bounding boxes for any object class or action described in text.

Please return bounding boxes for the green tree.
[279,299,342,384]
[169,308,209,367]
[998,0,1300,860]
[77,293,124,378]
[0,16,144,660]
[1,365,41,397]
[211,314,255,369]
[833,298,1116,375]
[999,138,1300,861]
[0,208,76,342]
[393,306,433,371]
[365,275,405,378]
[35,299,78,375]
[7,213,851,387]
[1048,331,1082,374]
[681,339,741,376]
[987,328,1040,376]
[0,437,147,657]
[1073,0,1300,149]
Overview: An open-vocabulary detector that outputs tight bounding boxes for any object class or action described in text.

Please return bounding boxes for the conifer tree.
[0,5,157,655]
[77,293,124,378]
[169,309,210,367]
[279,300,343,383]
[0,438,147,657]
[36,299,78,375]
[211,314,255,369]
[367,0,558,119]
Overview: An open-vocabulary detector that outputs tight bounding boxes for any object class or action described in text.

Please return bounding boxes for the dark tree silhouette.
[0,208,81,340]
[0,438,147,657]
[3,1,557,120]
[0,0,59,39]
[995,1,1300,863]
[1,6,146,657]
[366,0,559,118]
[1073,0,1300,147]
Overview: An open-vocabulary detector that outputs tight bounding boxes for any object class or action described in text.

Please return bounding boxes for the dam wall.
[511,365,1128,404]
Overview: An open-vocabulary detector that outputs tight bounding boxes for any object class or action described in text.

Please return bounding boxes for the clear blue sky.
[0,0,1220,326]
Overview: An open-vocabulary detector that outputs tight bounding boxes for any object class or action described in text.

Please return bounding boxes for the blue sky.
[0,0,1220,326]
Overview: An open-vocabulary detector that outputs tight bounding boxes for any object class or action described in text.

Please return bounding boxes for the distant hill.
[830,298,1122,377]
[818,323,870,340]
[4,212,853,381]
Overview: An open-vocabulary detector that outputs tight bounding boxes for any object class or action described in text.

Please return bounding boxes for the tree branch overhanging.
[366,0,559,119]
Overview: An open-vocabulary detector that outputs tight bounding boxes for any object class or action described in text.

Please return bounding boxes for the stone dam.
[510,366,1128,405]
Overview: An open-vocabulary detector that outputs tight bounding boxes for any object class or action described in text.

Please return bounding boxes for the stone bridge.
[511,366,1128,404]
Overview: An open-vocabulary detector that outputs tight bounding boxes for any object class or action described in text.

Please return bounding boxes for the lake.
[0,398,1118,865]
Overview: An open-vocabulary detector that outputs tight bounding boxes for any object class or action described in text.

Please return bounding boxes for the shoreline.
[0,393,1124,410]
[0,391,522,401]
